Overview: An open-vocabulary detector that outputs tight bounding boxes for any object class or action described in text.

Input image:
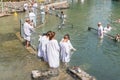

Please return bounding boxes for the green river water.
[0,0,120,80]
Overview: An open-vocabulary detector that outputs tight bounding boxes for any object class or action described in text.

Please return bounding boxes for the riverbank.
[0,13,11,17]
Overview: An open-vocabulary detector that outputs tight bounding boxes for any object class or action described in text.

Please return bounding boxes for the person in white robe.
[97,22,104,39]
[23,18,34,47]
[38,31,51,62]
[32,1,38,15]
[23,3,28,12]
[46,32,60,68]
[60,34,76,65]
[29,11,36,27]
[40,4,45,24]
[103,24,112,33]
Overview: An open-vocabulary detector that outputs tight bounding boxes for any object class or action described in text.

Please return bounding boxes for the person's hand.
[71,48,76,51]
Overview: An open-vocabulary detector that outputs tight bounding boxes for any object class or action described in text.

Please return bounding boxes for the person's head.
[26,18,30,23]
[98,22,102,27]
[117,34,120,37]
[64,34,70,40]
[49,31,55,40]
[46,31,52,37]
[107,24,110,28]
[61,11,63,14]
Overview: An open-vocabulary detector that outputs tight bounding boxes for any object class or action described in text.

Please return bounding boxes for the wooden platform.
[16,32,37,54]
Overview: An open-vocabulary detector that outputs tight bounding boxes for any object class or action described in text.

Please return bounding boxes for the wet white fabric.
[38,36,49,62]
[29,12,36,27]
[98,25,104,38]
[60,40,75,63]
[46,39,60,68]
[23,22,33,41]
[104,26,112,33]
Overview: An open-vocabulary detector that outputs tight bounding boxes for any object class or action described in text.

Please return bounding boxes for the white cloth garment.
[29,12,36,27]
[23,22,34,41]
[38,36,49,62]
[104,26,112,33]
[60,40,75,63]
[46,39,60,68]
[23,3,28,11]
[98,25,104,39]
[32,2,38,15]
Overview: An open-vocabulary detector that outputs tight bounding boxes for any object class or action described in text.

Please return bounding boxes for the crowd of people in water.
[97,22,120,42]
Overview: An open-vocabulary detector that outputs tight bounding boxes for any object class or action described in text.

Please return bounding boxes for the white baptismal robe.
[23,22,33,41]
[46,39,60,68]
[38,36,49,62]
[29,12,36,26]
[104,27,112,33]
[98,26,104,38]
[60,40,74,63]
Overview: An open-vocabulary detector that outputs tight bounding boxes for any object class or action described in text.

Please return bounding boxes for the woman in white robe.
[46,32,60,68]
[60,34,76,64]
[38,31,51,62]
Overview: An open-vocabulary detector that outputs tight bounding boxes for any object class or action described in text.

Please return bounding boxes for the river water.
[0,0,120,80]
[32,0,120,80]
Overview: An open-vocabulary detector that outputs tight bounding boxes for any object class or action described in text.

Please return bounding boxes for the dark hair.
[49,31,55,40]
[61,11,63,14]
[46,31,52,37]
[64,34,70,40]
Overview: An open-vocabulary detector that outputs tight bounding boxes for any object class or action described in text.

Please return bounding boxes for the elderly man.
[23,18,34,48]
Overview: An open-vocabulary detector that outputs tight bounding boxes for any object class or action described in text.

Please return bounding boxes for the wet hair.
[64,34,70,40]
[49,31,55,40]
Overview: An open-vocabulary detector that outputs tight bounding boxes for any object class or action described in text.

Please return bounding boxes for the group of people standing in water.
[97,22,120,42]
[37,31,76,69]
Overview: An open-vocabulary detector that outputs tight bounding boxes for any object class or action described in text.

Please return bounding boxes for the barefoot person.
[60,34,76,66]
[23,18,34,48]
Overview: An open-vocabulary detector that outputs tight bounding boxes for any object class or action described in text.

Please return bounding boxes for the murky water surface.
[32,0,120,80]
[1,0,120,80]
